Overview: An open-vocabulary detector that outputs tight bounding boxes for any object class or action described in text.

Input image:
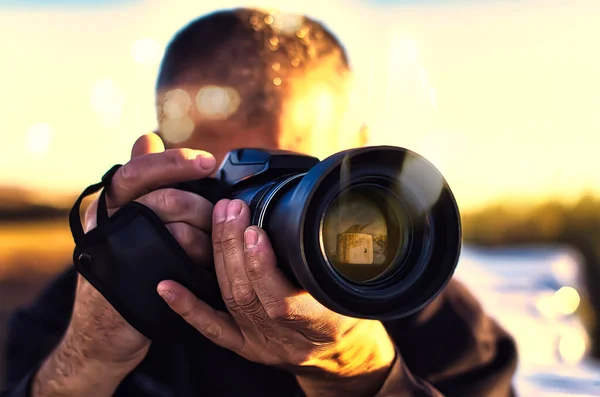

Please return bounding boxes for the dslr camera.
[69,146,461,340]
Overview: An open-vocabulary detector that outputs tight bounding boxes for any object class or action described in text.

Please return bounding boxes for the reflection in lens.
[322,188,401,283]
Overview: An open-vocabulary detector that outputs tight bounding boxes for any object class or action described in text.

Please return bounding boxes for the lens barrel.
[233,146,461,321]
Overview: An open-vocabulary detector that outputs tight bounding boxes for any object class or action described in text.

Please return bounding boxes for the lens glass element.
[321,187,403,283]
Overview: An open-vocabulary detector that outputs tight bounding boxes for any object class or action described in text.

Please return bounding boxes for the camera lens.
[320,186,407,283]
[251,145,461,321]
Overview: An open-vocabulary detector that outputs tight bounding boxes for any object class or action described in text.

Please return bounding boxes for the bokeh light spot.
[558,333,586,365]
[273,12,304,35]
[161,115,195,144]
[162,89,192,119]
[554,286,580,315]
[195,86,241,120]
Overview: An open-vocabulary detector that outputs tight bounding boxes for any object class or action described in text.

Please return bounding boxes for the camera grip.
[73,201,226,340]
[69,166,229,340]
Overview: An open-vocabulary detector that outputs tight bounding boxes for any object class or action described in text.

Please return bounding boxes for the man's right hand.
[33,133,217,397]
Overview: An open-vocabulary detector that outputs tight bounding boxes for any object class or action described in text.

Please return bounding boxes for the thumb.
[131,132,165,158]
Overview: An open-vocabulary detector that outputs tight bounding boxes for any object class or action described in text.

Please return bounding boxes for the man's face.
[155,63,365,165]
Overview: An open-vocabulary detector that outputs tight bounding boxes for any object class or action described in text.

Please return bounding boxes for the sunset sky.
[1,0,598,211]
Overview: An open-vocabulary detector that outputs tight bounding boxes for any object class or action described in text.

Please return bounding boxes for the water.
[455,245,600,396]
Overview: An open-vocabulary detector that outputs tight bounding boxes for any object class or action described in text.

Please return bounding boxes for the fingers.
[107,148,216,209]
[157,280,244,352]
[131,133,165,158]
[213,200,267,321]
[165,222,211,265]
[136,188,213,232]
[212,199,233,302]
[243,227,299,318]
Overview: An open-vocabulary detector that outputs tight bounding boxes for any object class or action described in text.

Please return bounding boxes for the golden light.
[195,86,241,120]
[264,14,274,25]
[296,27,308,39]
[558,332,587,365]
[25,123,52,155]
[160,116,195,144]
[272,12,304,34]
[90,79,124,127]
[159,89,194,144]
[2,0,600,206]
[554,286,581,316]
[131,38,163,66]
[162,89,192,119]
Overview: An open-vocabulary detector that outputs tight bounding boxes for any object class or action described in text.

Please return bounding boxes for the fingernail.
[159,290,175,303]
[226,200,242,222]
[196,153,215,170]
[244,228,258,249]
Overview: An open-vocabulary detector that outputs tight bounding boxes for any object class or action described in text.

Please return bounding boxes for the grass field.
[0,219,73,280]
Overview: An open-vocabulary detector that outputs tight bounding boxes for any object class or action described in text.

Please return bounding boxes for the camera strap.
[68,165,225,340]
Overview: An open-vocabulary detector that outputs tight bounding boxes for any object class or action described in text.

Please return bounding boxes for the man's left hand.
[158,199,396,396]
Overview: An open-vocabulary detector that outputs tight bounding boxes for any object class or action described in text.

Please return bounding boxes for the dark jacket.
[1,268,517,396]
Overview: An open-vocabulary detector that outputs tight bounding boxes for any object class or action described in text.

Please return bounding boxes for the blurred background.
[1,0,599,395]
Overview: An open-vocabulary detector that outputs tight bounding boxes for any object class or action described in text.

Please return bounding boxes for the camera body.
[173,148,320,225]
[70,146,461,340]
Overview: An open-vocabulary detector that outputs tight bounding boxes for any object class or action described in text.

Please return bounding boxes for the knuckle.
[223,296,239,311]
[179,305,196,321]
[221,233,239,255]
[119,161,139,185]
[241,297,264,317]
[162,189,188,214]
[201,324,222,339]
[233,283,256,307]
[169,148,194,169]
[212,237,223,253]
[212,228,224,251]
[245,257,264,281]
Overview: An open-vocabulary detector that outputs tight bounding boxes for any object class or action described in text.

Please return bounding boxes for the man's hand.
[159,199,397,397]
[33,134,217,397]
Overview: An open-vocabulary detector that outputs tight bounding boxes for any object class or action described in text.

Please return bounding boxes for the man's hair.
[156,8,350,128]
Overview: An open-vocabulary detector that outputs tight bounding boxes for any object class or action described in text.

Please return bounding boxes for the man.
[2,8,517,397]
